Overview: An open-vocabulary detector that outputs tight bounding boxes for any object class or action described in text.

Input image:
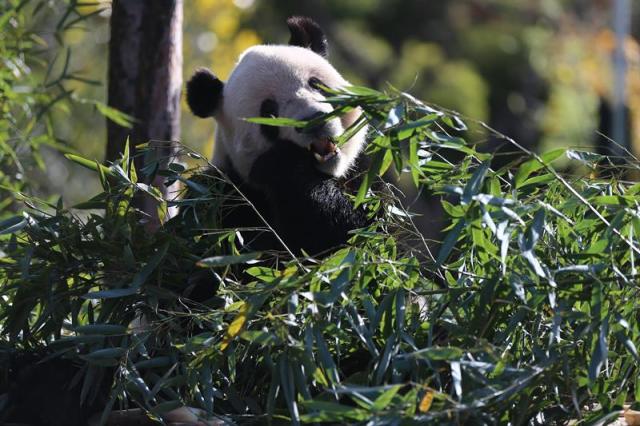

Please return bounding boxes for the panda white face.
[186,17,366,183]
[218,45,366,180]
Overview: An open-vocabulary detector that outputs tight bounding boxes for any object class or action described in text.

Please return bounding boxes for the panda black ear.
[186,68,224,118]
[287,16,328,58]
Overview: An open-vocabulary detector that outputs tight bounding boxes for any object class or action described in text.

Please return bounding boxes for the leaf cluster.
[2,84,640,425]
[0,0,131,216]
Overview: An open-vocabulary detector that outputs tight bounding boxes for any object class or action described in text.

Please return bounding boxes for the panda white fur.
[186,16,368,255]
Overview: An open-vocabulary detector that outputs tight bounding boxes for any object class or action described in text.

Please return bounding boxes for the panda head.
[186,16,367,181]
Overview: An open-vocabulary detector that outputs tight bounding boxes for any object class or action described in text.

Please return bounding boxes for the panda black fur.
[186,16,368,255]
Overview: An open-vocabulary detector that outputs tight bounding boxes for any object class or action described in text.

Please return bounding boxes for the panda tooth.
[323,151,337,161]
[314,152,323,162]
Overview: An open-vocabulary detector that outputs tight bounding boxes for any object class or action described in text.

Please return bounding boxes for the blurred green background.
[6,0,640,205]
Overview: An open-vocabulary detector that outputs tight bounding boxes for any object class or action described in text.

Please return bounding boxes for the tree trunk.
[106,0,183,229]
[106,1,143,163]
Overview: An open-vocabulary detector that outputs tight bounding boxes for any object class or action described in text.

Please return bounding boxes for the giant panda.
[2,18,370,426]
[185,16,368,256]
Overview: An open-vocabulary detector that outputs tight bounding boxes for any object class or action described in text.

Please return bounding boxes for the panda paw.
[249,141,321,185]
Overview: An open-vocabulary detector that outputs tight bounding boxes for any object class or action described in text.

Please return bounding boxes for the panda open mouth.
[310,137,340,162]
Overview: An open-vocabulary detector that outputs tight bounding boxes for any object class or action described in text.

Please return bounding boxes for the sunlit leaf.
[220,302,249,351]
[418,389,434,413]
[197,252,261,268]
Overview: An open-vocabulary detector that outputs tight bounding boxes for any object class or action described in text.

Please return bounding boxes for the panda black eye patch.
[260,99,279,117]
[260,99,280,140]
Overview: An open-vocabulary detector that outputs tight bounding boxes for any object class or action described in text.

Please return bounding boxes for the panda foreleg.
[249,143,367,255]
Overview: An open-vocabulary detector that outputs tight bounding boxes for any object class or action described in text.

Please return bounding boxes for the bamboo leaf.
[220,302,249,351]
[418,389,435,413]
[197,252,261,268]
[436,219,466,266]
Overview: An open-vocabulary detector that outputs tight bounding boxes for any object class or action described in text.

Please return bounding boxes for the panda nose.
[296,112,325,135]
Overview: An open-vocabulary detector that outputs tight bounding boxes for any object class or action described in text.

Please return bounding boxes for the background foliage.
[0,0,131,211]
